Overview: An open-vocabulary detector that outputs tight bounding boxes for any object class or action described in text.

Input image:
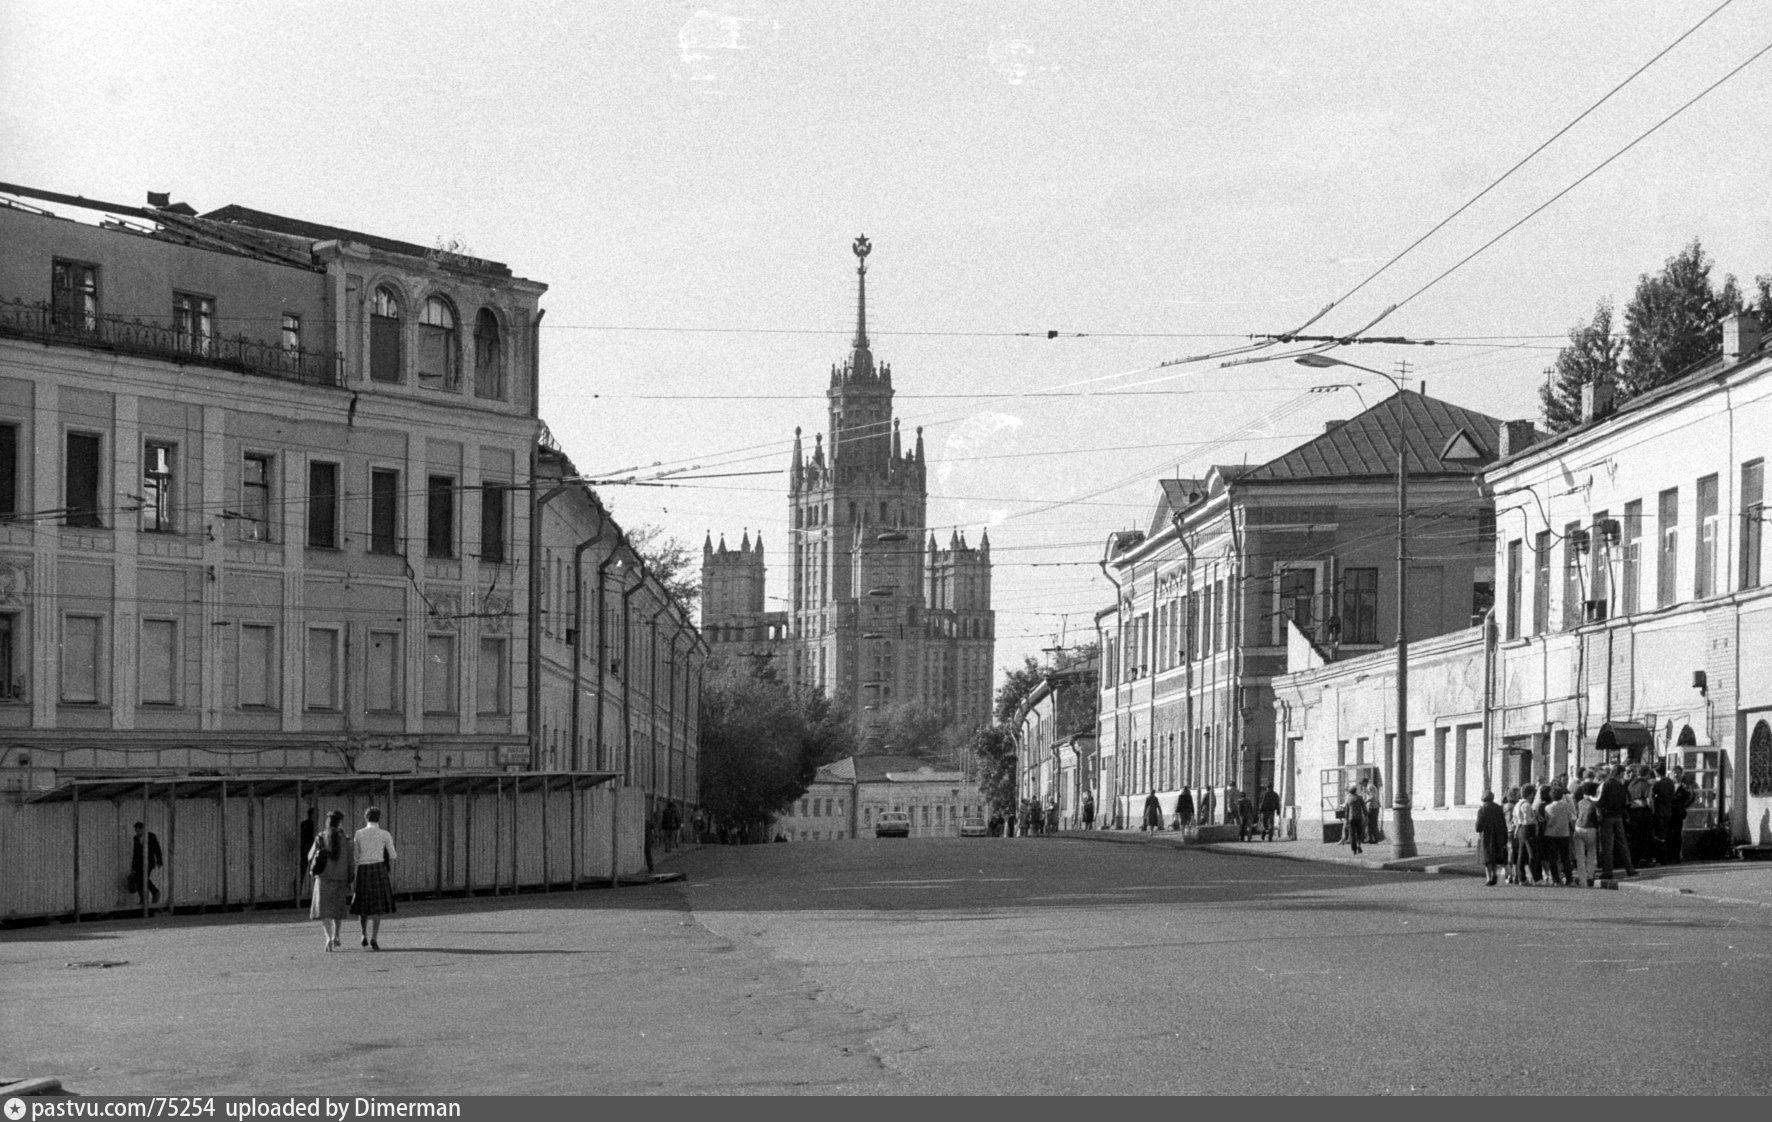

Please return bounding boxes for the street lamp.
[1295,353,1417,858]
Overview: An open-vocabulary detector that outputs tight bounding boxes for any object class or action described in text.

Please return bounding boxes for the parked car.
[874,811,911,838]
[959,817,989,837]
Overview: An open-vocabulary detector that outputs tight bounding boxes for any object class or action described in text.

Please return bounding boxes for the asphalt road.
[4,838,1770,1095]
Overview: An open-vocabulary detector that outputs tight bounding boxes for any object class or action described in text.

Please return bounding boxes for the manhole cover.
[66,960,129,969]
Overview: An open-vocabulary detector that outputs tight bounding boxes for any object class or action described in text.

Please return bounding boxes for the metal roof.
[1237,390,1502,482]
[26,771,616,804]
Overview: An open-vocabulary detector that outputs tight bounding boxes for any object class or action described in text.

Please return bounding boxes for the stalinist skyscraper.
[701,237,995,747]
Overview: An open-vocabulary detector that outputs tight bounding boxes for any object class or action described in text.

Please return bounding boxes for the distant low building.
[772,754,990,840]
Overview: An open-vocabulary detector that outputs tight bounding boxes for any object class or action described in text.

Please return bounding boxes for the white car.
[959,817,989,837]
[874,811,911,838]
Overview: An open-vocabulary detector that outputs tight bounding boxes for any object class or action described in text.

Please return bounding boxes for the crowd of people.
[1470,761,1695,886]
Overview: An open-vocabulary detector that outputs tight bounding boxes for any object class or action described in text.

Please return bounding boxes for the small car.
[874,811,911,838]
[959,817,989,837]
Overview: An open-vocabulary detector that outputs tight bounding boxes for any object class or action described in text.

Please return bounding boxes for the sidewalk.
[1048,827,1772,909]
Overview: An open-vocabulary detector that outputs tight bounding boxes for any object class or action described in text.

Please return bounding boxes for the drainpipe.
[570,495,611,773]
[1481,607,1497,795]
[1099,537,1125,826]
[620,555,650,786]
[648,597,671,794]
[1228,500,1247,794]
[528,471,573,771]
[592,550,625,771]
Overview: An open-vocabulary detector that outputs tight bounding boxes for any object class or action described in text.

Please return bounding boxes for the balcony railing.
[0,298,343,388]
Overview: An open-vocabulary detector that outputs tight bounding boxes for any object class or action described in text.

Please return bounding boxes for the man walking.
[1343,786,1366,855]
[1595,764,1636,879]
[1363,777,1385,844]
[1081,791,1096,831]
[1652,764,1678,865]
[1667,766,1693,864]
[128,821,163,909]
[1259,783,1282,841]
[1142,790,1163,833]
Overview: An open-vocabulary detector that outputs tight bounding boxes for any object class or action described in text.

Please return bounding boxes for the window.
[425,633,457,714]
[1657,487,1679,608]
[241,454,272,542]
[307,461,339,550]
[477,636,508,715]
[1432,728,1448,808]
[1454,725,1473,806]
[65,431,103,528]
[239,624,276,708]
[0,613,20,701]
[174,292,215,356]
[280,313,301,352]
[1339,567,1378,644]
[417,297,459,388]
[305,627,340,710]
[1562,521,1584,630]
[1277,567,1316,643]
[141,440,176,533]
[480,482,507,563]
[60,614,102,703]
[1505,539,1522,640]
[370,286,404,382]
[1532,532,1551,634]
[51,260,99,334]
[139,619,177,705]
[473,308,503,399]
[1696,474,1719,600]
[427,475,455,558]
[1621,500,1642,614]
[369,468,400,554]
[1744,460,1765,591]
[367,630,402,712]
[0,422,17,520]
[1589,510,1610,617]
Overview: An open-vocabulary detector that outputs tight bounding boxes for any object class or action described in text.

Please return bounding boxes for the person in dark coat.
[1236,789,1256,841]
[1177,786,1195,829]
[128,822,163,906]
[1080,792,1096,831]
[1259,784,1282,841]
[1596,765,1636,878]
[1667,767,1694,864]
[1199,786,1216,826]
[1475,791,1509,885]
[1142,790,1162,832]
[1342,787,1366,854]
[1651,763,1677,865]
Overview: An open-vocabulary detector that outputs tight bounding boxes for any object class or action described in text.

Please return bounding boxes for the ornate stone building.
[702,238,995,745]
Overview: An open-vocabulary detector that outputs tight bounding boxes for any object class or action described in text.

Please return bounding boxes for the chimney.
[1498,419,1539,459]
[1722,312,1762,364]
[146,191,170,209]
[1580,371,1615,422]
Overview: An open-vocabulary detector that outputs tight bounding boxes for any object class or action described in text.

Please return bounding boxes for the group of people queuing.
[1337,777,1388,854]
[304,807,399,951]
[1474,761,1695,887]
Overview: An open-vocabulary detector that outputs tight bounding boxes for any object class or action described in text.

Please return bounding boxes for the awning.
[1595,722,1654,754]
[25,770,617,804]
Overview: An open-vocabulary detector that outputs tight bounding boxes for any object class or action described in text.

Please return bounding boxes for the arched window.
[370,286,403,382]
[417,296,459,389]
[1748,721,1771,797]
[473,308,503,399]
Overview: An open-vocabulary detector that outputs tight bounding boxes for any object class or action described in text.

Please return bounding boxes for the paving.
[5,838,1771,1095]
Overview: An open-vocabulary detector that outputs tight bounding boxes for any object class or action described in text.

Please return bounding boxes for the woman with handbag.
[350,806,399,950]
[307,810,355,950]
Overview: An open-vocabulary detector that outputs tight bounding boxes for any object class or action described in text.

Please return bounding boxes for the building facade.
[771,754,990,840]
[701,238,994,744]
[1273,315,1772,848]
[1012,652,1098,827]
[1095,392,1504,830]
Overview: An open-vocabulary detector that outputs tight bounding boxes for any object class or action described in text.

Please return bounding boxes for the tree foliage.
[866,701,976,765]
[624,522,701,612]
[993,656,1043,725]
[696,658,853,840]
[1538,301,1622,433]
[969,724,1018,819]
[1619,240,1742,402]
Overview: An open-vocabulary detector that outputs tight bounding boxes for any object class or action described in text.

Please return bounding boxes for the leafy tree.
[1538,301,1622,433]
[969,724,1018,819]
[1619,240,1742,402]
[696,658,850,841]
[625,522,701,612]
[866,701,972,764]
[993,656,1043,725]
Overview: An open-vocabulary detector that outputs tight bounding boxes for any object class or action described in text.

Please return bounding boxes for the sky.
[4,0,1770,684]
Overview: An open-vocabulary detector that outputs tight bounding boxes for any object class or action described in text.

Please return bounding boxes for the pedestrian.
[1259,784,1281,841]
[1475,792,1508,885]
[1572,780,1601,887]
[1627,764,1657,868]
[307,810,355,950]
[1539,783,1574,886]
[1177,785,1194,829]
[1343,786,1366,855]
[1363,777,1385,844]
[1667,767,1693,864]
[1081,792,1096,831]
[1501,786,1521,878]
[350,806,398,951]
[1236,788,1255,841]
[1045,798,1059,835]
[1651,764,1677,865]
[1142,790,1163,833]
[298,805,317,898]
[1224,785,1241,829]
[1510,783,1542,886]
[1199,786,1216,827]
[127,821,163,908]
[661,801,681,851]
[1595,764,1636,879]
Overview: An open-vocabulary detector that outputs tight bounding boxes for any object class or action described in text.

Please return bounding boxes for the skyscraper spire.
[852,234,871,353]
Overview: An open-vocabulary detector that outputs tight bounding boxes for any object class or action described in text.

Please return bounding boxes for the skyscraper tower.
[703,237,995,746]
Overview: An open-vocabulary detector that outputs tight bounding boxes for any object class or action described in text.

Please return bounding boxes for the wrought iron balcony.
[0,298,343,388]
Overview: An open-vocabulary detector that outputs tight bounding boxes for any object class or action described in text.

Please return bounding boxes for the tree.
[1619,240,1742,402]
[624,523,700,612]
[1538,301,1622,433]
[993,655,1043,725]
[969,725,1018,820]
[866,701,972,764]
[696,658,851,841]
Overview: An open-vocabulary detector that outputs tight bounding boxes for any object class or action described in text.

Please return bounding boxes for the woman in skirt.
[350,806,398,950]
[308,810,355,950]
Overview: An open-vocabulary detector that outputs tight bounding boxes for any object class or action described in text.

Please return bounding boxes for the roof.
[1237,390,1502,482]
[847,754,960,783]
[27,771,615,804]
[1150,478,1207,536]
[201,204,513,277]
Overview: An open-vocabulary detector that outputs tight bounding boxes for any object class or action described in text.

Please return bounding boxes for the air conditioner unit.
[1583,599,1608,623]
